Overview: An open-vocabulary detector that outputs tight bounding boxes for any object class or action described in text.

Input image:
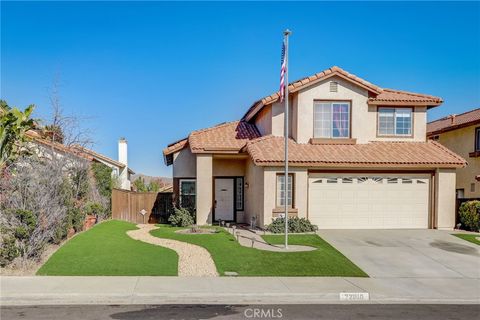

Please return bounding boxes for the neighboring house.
[427,108,480,200]
[26,131,134,190]
[163,66,466,230]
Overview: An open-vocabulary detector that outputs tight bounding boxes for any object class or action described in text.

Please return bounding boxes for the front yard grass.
[37,220,178,276]
[452,233,480,246]
[151,226,367,277]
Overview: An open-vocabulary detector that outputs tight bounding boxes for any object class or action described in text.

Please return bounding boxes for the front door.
[214,178,234,221]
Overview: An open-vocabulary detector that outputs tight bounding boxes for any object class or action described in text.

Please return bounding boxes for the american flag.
[279,39,286,102]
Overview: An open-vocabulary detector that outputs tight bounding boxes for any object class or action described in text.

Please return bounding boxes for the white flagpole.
[283,29,291,249]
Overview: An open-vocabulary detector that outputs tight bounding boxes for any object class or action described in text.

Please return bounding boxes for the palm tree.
[0,100,36,169]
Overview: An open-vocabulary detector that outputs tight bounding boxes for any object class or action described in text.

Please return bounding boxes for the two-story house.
[427,108,480,200]
[163,66,466,230]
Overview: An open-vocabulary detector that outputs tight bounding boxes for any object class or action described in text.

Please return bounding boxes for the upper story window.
[378,107,412,136]
[314,101,350,138]
[475,127,480,151]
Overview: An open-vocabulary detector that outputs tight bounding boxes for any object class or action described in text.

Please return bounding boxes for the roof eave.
[368,100,443,107]
[427,119,480,136]
[252,161,465,169]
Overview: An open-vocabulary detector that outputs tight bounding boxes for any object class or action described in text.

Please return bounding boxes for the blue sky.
[2,1,479,176]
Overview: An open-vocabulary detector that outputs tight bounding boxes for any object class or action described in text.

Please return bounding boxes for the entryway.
[214,178,235,221]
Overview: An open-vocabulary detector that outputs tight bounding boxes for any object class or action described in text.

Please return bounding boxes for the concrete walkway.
[2,276,479,305]
[127,224,218,277]
[233,228,316,252]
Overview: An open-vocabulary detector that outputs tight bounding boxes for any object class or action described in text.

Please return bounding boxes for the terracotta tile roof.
[26,130,94,161]
[368,89,443,106]
[427,108,480,135]
[243,66,443,121]
[163,121,260,165]
[246,136,466,168]
[26,130,135,173]
[163,138,188,156]
[73,145,135,174]
[189,121,260,153]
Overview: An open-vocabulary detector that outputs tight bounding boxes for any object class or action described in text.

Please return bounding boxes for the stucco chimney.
[118,137,128,166]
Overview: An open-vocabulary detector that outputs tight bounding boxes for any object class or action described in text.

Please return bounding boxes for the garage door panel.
[308,174,430,229]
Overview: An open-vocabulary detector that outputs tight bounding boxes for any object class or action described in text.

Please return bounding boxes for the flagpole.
[283,29,291,249]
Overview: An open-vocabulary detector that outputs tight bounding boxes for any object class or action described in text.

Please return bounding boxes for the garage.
[308,173,431,229]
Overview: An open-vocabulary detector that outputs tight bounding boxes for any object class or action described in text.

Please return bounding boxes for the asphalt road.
[2,304,479,320]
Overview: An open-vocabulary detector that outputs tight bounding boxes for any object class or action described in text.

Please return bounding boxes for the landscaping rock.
[127,224,218,277]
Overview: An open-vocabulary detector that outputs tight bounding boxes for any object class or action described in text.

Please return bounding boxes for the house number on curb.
[339,292,370,301]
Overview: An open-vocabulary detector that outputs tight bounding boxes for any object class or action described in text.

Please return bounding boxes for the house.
[427,108,480,200]
[26,131,134,190]
[163,66,466,230]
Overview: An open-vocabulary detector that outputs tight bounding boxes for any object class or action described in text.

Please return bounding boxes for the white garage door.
[308,174,430,229]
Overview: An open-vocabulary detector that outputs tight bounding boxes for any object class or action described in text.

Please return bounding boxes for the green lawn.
[452,233,480,246]
[151,226,367,277]
[37,220,178,276]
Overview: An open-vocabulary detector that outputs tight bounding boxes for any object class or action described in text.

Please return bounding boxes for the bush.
[0,236,19,267]
[266,217,318,234]
[83,202,105,218]
[459,200,480,232]
[168,207,194,227]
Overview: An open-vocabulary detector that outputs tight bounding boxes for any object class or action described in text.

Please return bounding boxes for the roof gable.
[243,66,443,121]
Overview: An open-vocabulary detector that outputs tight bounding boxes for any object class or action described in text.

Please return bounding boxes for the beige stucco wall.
[265,76,427,143]
[434,125,479,198]
[262,167,308,228]
[254,105,272,136]
[244,158,264,226]
[212,158,246,177]
[435,168,457,230]
[173,148,196,178]
[294,76,369,143]
[196,154,213,225]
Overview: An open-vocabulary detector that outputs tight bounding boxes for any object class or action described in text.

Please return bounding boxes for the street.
[2,304,479,320]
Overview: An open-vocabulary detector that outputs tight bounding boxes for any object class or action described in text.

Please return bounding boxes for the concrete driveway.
[316,229,480,279]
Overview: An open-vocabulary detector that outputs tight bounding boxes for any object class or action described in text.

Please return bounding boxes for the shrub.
[91,162,113,199]
[266,217,318,234]
[83,202,105,218]
[0,236,19,267]
[459,200,480,232]
[168,207,194,227]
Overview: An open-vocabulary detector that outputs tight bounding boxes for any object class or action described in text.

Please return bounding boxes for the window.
[378,108,412,136]
[179,179,196,209]
[314,102,350,138]
[235,177,244,211]
[476,127,480,151]
[276,174,294,208]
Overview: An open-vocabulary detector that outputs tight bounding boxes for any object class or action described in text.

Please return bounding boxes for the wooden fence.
[112,189,174,224]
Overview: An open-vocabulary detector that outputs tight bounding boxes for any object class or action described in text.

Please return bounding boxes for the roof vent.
[330,81,338,92]
[449,114,456,125]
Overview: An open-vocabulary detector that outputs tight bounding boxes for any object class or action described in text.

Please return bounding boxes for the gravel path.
[127,224,218,277]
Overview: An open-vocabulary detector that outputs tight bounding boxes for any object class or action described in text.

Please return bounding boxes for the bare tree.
[45,78,94,148]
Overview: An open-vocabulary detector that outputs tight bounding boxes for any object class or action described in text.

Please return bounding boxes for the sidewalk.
[2,276,479,305]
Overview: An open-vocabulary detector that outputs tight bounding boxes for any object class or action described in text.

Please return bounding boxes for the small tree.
[133,177,148,192]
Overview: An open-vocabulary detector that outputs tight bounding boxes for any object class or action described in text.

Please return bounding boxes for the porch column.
[435,168,456,230]
[196,154,213,225]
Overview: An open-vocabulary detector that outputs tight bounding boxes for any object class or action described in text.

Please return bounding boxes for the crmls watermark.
[244,307,283,318]
[339,292,370,301]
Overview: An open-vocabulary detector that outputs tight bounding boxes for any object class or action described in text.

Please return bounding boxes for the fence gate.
[112,189,174,224]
